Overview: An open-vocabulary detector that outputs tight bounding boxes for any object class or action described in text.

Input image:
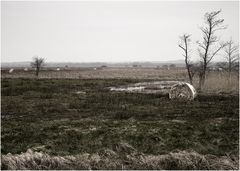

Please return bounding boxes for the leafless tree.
[197,10,227,90]
[179,34,194,85]
[31,56,45,77]
[223,39,239,75]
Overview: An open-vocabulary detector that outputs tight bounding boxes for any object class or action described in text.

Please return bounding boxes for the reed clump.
[1,149,238,170]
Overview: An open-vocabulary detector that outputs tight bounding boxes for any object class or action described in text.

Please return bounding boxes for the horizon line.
[1,59,186,63]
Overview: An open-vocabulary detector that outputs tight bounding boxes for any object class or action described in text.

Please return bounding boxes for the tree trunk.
[187,67,193,85]
[198,70,206,91]
[36,67,39,77]
[228,70,231,86]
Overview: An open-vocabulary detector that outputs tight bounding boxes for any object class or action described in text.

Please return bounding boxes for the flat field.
[1,68,239,169]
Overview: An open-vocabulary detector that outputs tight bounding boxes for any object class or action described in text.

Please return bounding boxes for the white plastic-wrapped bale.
[9,68,14,73]
[169,82,197,100]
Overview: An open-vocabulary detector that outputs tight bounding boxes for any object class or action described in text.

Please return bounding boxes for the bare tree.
[197,10,227,90]
[179,34,194,85]
[31,56,45,77]
[223,39,239,76]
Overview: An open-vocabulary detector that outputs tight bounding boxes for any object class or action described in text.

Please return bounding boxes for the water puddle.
[109,81,181,94]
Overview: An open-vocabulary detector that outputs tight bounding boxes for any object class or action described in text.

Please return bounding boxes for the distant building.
[56,68,60,71]
[24,68,28,71]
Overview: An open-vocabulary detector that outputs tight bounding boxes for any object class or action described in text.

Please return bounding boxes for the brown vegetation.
[1,68,238,93]
[1,70,238,170]
[1,149,238,170]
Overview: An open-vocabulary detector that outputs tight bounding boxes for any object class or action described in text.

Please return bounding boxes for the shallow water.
[109,81,181,94]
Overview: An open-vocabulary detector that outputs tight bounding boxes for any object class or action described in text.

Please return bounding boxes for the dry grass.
[1,148,238,170]
[1,71,238,170]
[2,68,238,93]
[192,71,239,94]
[1,78,239,158]
[1,68,186,79]
[203,72,239,93]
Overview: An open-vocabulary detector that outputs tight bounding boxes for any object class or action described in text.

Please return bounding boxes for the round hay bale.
[9,68,14,73]
[169,82,197,100]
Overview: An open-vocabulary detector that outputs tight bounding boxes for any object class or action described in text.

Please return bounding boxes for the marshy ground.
[1,68,239,169]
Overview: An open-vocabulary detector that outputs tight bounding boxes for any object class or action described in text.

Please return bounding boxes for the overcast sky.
[1,1,239,62]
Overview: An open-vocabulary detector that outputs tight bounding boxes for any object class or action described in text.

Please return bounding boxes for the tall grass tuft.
[193,71,239,93]
[1,149,238,170]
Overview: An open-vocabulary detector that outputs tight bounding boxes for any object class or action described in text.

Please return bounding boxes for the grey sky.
[1,1,239,62]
